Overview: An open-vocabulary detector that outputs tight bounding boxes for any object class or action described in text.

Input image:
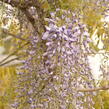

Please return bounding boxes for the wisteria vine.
[12,10,96,109]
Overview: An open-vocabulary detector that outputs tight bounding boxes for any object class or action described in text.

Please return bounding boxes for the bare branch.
[2,28,29,42]
[20,8,40,34]
[0,57,19,66]
[32,0,46,31]
[77,86,109,92]
[0,42,29,65]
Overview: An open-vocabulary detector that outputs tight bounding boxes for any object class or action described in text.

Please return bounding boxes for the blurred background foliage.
[0,0,109,109]
[0,3,23,109]
[0,67,16,109]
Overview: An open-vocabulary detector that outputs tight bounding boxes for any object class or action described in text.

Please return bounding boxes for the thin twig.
[2,29,29,42]
[86,52,109,55]
[0,42,29,65]
[77,86,109,92]
[0,57,19,66]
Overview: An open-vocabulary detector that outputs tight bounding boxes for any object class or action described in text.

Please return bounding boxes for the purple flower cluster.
[14,10,96,109]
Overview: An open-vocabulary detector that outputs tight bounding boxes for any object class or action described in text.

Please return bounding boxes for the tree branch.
[77,86,109,92]
[32,0,45,26]
[0,57,19,66]
[0,42,29,65]
[20,8,40,34]
[0,0,33,8]
[2,28,29,42]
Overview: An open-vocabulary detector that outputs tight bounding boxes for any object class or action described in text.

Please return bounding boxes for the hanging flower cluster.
[12,10,96,109]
